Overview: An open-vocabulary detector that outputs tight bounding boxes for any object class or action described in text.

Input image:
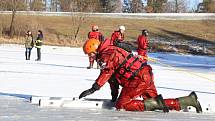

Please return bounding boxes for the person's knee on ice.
[116,99,145,111]
[144,94,169,112]
[80,39,202,113]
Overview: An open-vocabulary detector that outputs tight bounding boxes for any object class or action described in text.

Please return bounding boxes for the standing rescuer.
[86,25,104,69]
[24,31,34,60]
[111,25,125,46]
[110,25,133,52]
[79,38,202,113]
[35,30,43,61]
[137,29,149,59]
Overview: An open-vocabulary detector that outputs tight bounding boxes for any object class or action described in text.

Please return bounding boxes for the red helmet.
[92,25,99,31]
[83,38,100,54]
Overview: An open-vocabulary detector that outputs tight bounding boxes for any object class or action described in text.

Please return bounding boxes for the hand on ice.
[79,88,96,99]
[79,83,100,99]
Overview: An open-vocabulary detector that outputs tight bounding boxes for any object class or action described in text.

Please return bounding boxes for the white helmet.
[119,25,125,31]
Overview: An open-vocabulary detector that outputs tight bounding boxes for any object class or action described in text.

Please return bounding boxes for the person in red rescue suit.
[79,38,202,113]
[111,25,125,45]
[110,25,133,52]
[137,29,149,58]
[87,25,104,69]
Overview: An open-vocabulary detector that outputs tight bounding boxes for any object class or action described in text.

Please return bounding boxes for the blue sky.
[187,0,203,10]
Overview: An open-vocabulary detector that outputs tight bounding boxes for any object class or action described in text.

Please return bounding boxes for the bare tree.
[0,0,27,11]
[30,0,45,11]
[164,1,175,12]
[9,0,17,37]
[146,0,167,13]
[102,0,123,13]
[164,0,187,13]
[174,0,187,13]
[50,0,60,12]
[59,0,72,12]
[71,14,86,41]
[203,0,215,13]
[131,0,144,13]
[0,0,27,37]
[208,1,215,12]
[59,0,102,12]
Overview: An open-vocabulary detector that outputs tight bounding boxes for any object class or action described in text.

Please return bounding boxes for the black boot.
[87,65,93,69]
[25,51,28,60]
[87,62,93,69]
[144,94,169,112]
[177,91,202,113]
[28,51,31,60]
[36,48,41,61]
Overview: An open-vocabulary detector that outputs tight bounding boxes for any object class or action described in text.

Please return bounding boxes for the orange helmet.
[83,38,100,54]
[92,25,99,31]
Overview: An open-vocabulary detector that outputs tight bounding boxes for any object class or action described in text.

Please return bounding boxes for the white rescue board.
[30,96,115,109]
[30,96,215,112]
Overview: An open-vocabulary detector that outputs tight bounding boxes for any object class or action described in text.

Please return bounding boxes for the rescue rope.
[144,57,215,83]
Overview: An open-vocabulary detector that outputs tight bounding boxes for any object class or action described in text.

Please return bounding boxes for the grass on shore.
[0,14,214,47]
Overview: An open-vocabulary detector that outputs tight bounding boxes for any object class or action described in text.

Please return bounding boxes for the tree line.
[0,0,214,13]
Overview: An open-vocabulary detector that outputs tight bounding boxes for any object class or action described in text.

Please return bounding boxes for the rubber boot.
[177,91,202,113]
[144,94,169,112]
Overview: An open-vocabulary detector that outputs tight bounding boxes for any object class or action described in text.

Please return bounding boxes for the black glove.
[79,83,100,99]
[79,88,96,99]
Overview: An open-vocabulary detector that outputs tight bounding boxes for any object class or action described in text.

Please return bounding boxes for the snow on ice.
[0,44,215,121]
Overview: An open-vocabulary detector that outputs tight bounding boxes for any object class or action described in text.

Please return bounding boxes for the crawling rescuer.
[79,38,202,113]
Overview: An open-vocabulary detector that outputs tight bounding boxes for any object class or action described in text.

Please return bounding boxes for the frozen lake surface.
[0,44,215,121]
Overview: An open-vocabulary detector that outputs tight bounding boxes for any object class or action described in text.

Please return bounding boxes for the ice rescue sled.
[30,96,115,109]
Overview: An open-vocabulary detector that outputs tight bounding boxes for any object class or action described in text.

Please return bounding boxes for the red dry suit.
[88,31,104,42]
[110,31,124,45]
[87,31,104,68]
[137,35,148,57]
[95,39,181,111]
